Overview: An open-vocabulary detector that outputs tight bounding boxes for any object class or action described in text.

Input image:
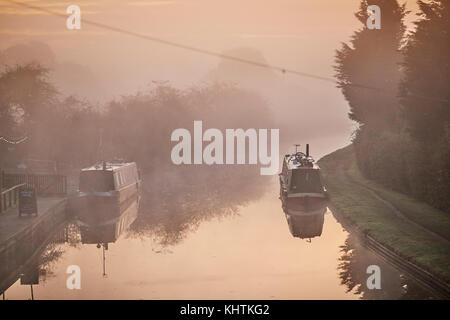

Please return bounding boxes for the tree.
[400,0,450,143]
[335,0,408,130]
[0,64,99,168]
[400,0,450,209]
[0,63,57,131]
[334,1,410,191]
[0,64,57,169]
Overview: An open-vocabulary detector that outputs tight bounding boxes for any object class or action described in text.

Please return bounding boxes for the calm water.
[0,165,436,300]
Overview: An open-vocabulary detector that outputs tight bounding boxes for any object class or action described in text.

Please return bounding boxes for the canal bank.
[0,197,68,294]
[318,145,450,297]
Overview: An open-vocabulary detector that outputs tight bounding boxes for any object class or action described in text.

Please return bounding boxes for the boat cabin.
[70,162,141,221]
[79,162,140,193]
[279,144,327,216]
[280,144,325,196]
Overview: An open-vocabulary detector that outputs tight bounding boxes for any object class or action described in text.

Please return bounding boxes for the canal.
[1,161,436,299]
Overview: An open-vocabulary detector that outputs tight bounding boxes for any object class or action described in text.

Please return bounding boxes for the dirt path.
[336,162,450,247]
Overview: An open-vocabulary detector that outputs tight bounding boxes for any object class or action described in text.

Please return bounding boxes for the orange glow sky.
[0,0,419,84]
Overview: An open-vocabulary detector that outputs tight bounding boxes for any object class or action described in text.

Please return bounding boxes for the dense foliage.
[0,67,273,172]
[335,0,449,211]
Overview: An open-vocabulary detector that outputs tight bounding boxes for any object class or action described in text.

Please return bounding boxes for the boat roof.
[284,153,320,170]
[81,162,136,172]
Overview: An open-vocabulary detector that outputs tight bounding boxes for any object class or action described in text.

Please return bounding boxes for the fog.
[2,1,445,301]
[0,1,421,158]
[0,0,368,158]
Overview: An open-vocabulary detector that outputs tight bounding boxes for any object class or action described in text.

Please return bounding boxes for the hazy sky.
[0,0,421,157]
[0,0,419,82]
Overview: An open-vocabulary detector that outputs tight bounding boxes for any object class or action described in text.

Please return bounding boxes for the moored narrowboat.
[279,144,327,216]
[69,162,141,223]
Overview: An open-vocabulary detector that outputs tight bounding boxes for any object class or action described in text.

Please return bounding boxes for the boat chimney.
[306,144,310,157]
[102,161,107,170]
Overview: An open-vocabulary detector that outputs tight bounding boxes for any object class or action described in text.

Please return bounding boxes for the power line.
[5,0,450,104]
[8,1,340,83]
[2,0,367,86]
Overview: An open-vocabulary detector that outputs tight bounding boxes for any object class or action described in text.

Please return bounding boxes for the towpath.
[335,161,450,247]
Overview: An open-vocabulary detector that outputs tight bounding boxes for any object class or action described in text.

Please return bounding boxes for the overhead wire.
[4,0,450,104]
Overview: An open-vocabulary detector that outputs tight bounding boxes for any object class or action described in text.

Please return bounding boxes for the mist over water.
[1,164,436,299]
[0,0,440,300]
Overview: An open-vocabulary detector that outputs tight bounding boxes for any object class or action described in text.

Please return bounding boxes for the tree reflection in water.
[1,164,270,294]
[130,165,270,247]
[338,235,435,299]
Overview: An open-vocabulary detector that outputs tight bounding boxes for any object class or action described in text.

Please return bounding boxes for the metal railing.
[0,183,25,214]
[2,173,67,196]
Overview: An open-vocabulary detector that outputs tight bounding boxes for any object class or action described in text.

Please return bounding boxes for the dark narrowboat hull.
[280,191,327,216]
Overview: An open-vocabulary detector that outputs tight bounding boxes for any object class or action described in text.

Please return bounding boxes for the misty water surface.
[1,165,435,300]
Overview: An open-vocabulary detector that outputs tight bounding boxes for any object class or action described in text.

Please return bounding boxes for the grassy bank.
[318,145,450,283]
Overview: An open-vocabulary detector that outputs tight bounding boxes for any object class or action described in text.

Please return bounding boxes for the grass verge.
[318,144,450,283]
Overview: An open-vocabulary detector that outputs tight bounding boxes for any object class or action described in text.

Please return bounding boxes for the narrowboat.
[279,144,327,216]
[69,161,141,224]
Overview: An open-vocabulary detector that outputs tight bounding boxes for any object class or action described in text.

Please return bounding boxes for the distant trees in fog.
[0,63,100,169]
[0,63,274,174]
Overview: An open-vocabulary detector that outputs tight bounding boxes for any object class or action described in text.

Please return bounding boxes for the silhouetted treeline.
[100,81,273,172]
[0,63,101,169]
[335,0,449,211]
[0,63,274,172]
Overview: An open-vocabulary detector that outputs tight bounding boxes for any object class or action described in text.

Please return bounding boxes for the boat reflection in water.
[69,161,141,275]
[77,197,139,246]
[76,197,139,277]
[283,203,327,240]
[279,144,328,241]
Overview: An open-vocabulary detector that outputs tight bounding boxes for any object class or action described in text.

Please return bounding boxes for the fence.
[0,184,25,214]
[2,173,67,196]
